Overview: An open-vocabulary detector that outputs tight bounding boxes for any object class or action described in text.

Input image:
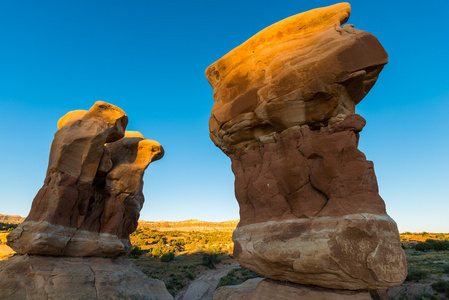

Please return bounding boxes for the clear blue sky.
[1,1,448,232]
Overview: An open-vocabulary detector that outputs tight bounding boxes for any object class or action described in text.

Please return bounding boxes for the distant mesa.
[0,214,25,224]
[207,2,406,298]
[1,101,172,299]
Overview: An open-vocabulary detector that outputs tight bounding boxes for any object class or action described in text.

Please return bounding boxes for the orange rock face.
[7,101,164,257]
[206,2,387,154]
[207,2,406,291]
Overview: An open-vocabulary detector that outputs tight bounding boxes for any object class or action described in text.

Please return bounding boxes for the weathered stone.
[214,278,373,300]
[206,2,387,154]
[0,255,173,300]
[7,102,164,257]
[213,278,264,300]
[206,2,406,291]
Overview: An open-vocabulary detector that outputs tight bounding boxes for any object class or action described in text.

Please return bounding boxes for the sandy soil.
[175,260,239,300]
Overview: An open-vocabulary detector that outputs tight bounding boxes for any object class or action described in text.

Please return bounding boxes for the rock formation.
[213,278,375,300]
[206,2,406,297]
[1,101,172,299]
[0,255,172,300]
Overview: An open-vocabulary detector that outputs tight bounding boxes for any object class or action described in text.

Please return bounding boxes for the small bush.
[414,290,440,300]
[406,268,429,282]
[431,279,449,297]
[442,264,449,274]
[161,252,175,262]
[436,233,446,240]
[152,246,163,257]
[130,245,142,258]
[201,252,221,269]
[185,270,195,280]
[216,267,263,289]
[415,240,449,252]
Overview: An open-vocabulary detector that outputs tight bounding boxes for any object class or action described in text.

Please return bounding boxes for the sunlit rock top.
[206,2,388,153]
[7,101,164,257]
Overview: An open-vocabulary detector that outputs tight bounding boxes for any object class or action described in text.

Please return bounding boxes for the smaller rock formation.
[7,101,164,257]
[1,101,172,300]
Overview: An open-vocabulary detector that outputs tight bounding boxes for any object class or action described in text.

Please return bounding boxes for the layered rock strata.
[7,101,164,257]
[206,2,406,293]
[2,101,171,299]
[0,255,173,300]
[214,278,374,300]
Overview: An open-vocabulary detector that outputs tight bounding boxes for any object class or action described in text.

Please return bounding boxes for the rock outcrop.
[214,278,374,300]
[206,2,406,296]
[7,101,164,257]
[2,101,172,299]
[0,255,172,300]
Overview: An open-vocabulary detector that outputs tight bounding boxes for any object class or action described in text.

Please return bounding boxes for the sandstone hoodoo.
[2,102,172,299]
[207,1,406,295]
[7,101,164,257]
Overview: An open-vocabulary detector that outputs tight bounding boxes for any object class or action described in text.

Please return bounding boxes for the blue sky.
[1,1,448,232]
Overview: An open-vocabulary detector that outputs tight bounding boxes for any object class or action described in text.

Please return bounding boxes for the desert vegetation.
[0,222,17,233]
[126,221,235,296]
[216,266,262,288]
[400,232,449,243]
[390,235,449,300]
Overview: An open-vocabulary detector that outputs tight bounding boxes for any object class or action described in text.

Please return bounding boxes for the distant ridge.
[137,219,239,232]
[0,214,25,224]
[0,214,239,231]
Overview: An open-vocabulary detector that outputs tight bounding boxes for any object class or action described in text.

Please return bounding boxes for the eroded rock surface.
[214,278,373,300]
[207,2,406,292]
[0,255,172,300]
[206,2,388,154]
[4,102,171,299]
[7,102,164,257]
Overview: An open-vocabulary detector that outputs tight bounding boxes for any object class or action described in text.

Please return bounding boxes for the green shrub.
[130,245,142,258]
[431,279,449,297]
[185,270,195,280]
[414,290,440,300]
[415,240,449,252]
[161,252,175,262]
[436,233,446,240]
[406,268,429,282]
[216,267,263,289]
[152,246,163,257]
[201,252,221,269]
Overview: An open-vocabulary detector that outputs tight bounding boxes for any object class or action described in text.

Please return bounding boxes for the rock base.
[0,255,173,300]
[233,214,406,290]
[214,278,376,300]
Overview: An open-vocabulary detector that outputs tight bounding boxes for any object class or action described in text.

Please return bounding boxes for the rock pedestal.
[0,255,172,300]
[2,102,172,299]
[206,2,406,297]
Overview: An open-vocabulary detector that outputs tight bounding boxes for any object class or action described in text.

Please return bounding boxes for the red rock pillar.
[206,2,406,290]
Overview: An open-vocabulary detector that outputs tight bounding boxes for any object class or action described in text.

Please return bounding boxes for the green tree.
[201,251,221,269]
[161,252,175,262]
[130,245,142,258]
[152,246,163,257]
